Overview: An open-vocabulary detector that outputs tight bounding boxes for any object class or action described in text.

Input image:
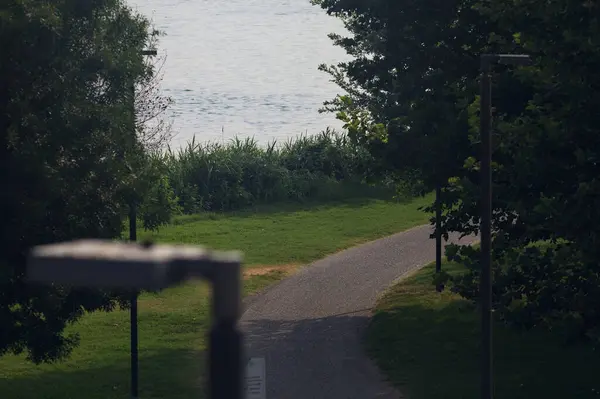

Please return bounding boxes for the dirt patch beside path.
[243,264,300,279]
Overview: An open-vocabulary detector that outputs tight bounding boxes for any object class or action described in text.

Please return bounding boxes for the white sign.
[245,357,266,399]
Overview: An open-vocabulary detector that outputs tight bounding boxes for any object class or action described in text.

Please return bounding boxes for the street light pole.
[129,48,158,399]
[479,55,493,399]
[479,53,531,399]
[435,182,442,274]
[129,202,139,399]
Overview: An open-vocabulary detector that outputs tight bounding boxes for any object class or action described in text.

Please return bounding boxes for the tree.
[439,0,600,341]
[316,0,600,341]
[135,30,174,153]
[0,0,160,363]
[312,0,496,187]
[312,0,507,272]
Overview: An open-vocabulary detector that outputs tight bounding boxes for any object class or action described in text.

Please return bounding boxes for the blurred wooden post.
[27,240,244,399]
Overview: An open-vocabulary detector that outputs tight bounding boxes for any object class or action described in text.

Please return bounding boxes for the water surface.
[129,0,348,147]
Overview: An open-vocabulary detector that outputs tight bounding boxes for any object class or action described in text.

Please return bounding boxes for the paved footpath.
[241,225,477,399]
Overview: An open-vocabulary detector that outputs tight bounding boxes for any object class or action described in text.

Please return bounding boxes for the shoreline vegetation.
[147,129,394,216]
[132,128,421,236]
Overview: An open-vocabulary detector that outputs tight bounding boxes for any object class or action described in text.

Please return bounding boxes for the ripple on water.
[129,0,348,147]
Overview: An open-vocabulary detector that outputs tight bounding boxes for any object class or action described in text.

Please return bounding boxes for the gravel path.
[241,225,477,399]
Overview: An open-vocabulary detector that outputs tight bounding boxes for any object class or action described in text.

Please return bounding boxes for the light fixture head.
[481,53,532,69]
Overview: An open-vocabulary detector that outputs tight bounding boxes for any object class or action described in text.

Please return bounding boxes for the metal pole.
[129,203,137,242]
[129,203,139,399]
[128,49,155,398]
[480,59,493,399]
[435,183,442,273]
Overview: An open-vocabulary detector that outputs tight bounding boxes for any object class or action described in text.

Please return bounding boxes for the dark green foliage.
[442,242,600,344]
[136,158,181,231]
[313,0,492,191]
[0,0,160,363]
[439,0,600,341]
[316,0,600,340]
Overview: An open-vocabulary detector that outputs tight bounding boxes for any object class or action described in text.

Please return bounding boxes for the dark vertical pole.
[129,203,139,399]
[209,322,243,399]
[128,64,140,399]
[480,59,493,399]
[435,183,442,273]
[209,264,243,399]
[127,49,155,399]
[129,204,137,243]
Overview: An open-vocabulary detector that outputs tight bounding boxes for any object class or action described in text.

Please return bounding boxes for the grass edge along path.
[365,261,600,399]
[139,193,433,266]
[0,194,432,399]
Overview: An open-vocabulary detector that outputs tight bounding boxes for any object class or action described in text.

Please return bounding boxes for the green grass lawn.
[0,194,432,399]
[139,194,432,265]
[366,261,600,399]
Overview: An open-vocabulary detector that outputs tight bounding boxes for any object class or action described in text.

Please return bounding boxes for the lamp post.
[129,48,158,399]
[435,183,442,274]
[479,53,531,399]
[128,192,139,399]
[27,240,244,399]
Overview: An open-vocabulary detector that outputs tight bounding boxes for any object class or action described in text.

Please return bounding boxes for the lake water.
[129,0,348,148]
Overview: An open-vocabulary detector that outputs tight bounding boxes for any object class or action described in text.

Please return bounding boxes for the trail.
[241,225,476,398]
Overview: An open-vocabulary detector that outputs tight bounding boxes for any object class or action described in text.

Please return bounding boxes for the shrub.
[155,129,378,213]
[440,241,600,345]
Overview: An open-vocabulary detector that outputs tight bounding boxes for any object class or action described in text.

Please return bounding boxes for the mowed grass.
[139,194,433,265]
[0,194,432,399]
[366,261,600,399]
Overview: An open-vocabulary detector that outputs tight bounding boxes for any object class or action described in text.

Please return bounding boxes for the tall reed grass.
[150,129,379,214]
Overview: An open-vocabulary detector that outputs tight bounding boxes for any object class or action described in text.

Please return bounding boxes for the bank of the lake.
[151,130,384,216]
